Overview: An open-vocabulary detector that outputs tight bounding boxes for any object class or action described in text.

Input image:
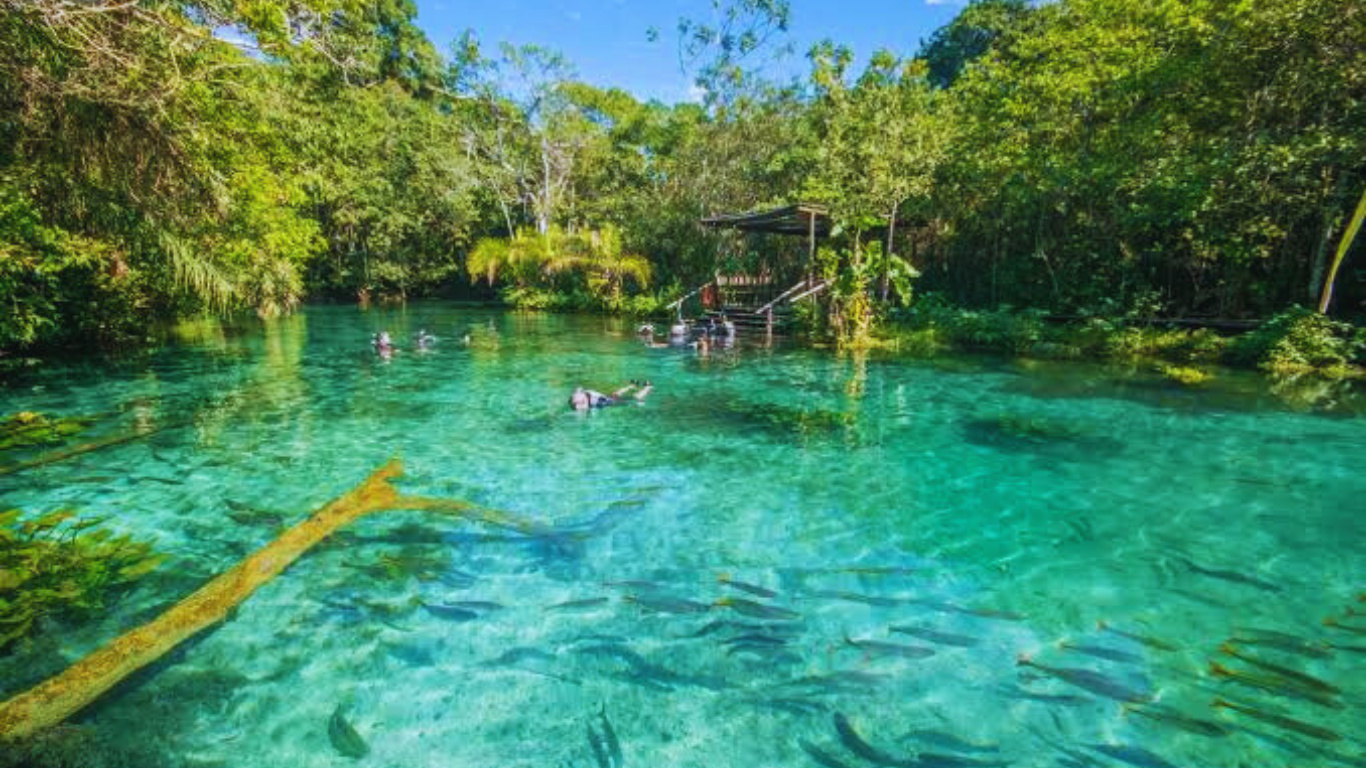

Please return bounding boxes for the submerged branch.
[0,459,534,740]
[0,421,192,477]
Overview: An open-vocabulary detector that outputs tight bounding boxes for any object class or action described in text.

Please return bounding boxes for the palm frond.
[159,230,236,312]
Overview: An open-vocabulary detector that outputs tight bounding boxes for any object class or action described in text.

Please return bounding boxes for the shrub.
[1230,307,1364,372]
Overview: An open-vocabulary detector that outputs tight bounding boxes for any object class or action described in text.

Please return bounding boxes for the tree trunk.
[538,138,552,234]
[1319,185,1366,314]
[880,201,897,303]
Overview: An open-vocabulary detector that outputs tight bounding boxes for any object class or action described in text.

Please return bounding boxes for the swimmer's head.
[569,387,590,411]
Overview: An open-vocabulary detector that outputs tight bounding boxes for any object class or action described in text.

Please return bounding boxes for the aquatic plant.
[0,723,174,768]
[0,508,164,653]
[0,413,94,453]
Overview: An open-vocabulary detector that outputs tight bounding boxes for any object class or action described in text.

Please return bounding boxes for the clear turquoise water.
[1,305,1363,767]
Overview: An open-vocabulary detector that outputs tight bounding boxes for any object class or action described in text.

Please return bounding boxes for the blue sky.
[414,1,967,103]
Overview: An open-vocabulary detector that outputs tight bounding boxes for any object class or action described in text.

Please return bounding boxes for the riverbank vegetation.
[1,0,1362,374]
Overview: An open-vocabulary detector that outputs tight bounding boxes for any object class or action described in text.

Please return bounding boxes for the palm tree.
[542,225,651,305]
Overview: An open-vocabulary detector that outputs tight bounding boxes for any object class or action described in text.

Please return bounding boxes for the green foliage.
[470,226,652,311]
[890,298,1364,377]
[926,0,1365,317]
[0,508,164,653]
[0,412,93,452]
[899,298,1048,354]
[1155,363,1212,386]
[0,180,147,352]
[1,0,1362,365]
[920,0,1034,89]
[1230,308,1365,373]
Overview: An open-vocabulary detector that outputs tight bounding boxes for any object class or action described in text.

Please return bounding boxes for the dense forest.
[1,0,1363,359]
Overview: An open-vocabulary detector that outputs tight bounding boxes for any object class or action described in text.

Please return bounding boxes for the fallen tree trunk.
[0,458,540,740]
[0,420,190,477]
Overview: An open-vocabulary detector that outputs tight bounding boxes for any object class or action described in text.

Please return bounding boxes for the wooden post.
[807,210,817,290]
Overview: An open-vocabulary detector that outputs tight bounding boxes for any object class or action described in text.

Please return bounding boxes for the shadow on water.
[959,413,1125,461]
[655,399,868,447]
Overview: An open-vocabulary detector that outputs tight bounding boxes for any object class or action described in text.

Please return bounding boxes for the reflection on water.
[0,305,1363,767]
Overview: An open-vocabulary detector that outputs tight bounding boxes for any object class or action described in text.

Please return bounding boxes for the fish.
[800,739,859,768]
[779,671,890,693]
[625,594,711,614]
[602,580,665,591]
[481,647,558,667]
[838,565,917,576]
[716,597,801,620]
[137,474,184,486]
[953,606,1025,622]
[729,646,802,664]
[889,625,978,648]
[1219,643,1340,695]
[1212,698,1341,742]
[722,633,789,647]
[573,643,651,667]
[718,573,777,598]
[843,635,936,660]
[686,619,802,639]
[327,706,370,759]
[386,642,435,667]
[599,705,623,768]
[1059,641,1142,665]
[421,603,479,622]
[1207,662,1341,708]
[547,597,610,612]
[1016,656,1151,703]
[1122,704,1229,738]
[833,712,915,767]
[910,755,1008,768]
[587,721,611,768]
[1085,744,1179,768]
[1322,616,1366,635]
[1097,621,1178,652]
[1228,627,1331,659]
[444,600,503,612]
[899,730,999,755]
[993,684,1092,706]
[747,697,828,716]
[807,589,907,607]
[438,569,477,588]
[1174,556,1281,593]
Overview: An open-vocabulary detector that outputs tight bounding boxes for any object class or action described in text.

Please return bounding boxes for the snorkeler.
[372,331,394,354]
[414,329,436,349]
[569,381,652,411]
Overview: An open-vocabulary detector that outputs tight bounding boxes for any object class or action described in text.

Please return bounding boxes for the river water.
[0,305,1362,767]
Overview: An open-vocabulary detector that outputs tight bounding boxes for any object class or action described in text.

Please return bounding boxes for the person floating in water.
[414,329,436,350]
[569,381,652,411]
[372,332,394,356]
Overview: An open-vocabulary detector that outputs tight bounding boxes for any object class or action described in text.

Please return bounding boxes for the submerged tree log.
[0,421,189,477]
[0,459,541,740]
